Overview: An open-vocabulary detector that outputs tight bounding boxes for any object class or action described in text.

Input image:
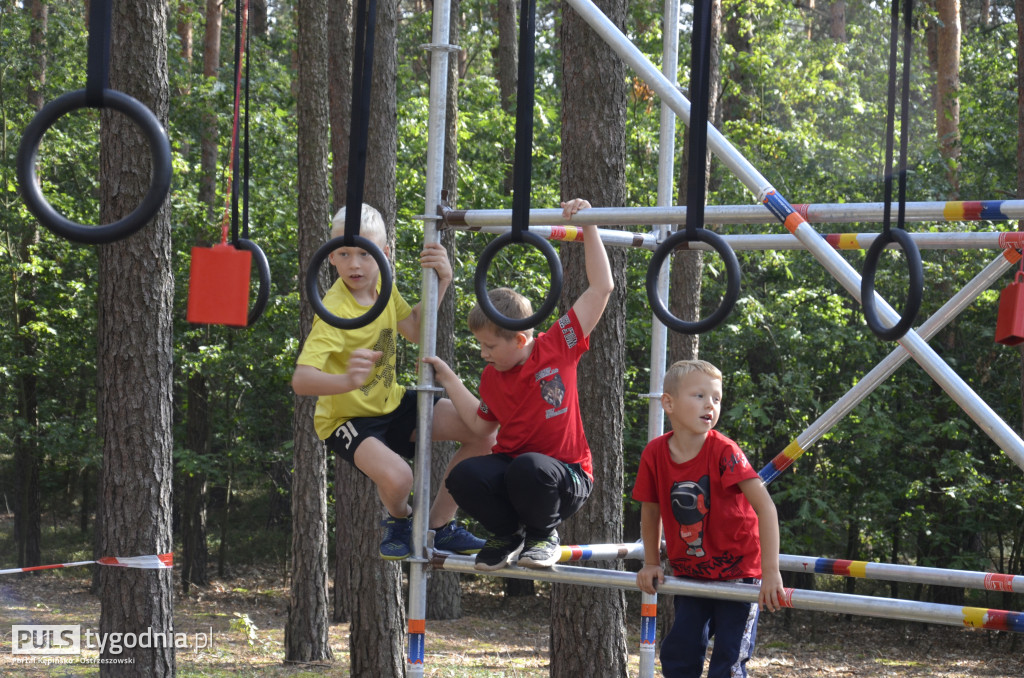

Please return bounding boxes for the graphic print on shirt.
[671,475,711,557]
[558,314,579,348]
[359,328,395,396]
[535,367,567,419]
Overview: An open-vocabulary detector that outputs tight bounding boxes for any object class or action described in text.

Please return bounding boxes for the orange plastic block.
[995,273,1024,346]
[187,244,252,327]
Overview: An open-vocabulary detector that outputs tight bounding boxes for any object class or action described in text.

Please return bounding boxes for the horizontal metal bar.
[442,202,1024,228]
[444,224,1021,252]
[781,554,1024,594]
[431,554,1024,632]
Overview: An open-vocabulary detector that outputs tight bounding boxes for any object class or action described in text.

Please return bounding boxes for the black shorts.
[324,390,427,467]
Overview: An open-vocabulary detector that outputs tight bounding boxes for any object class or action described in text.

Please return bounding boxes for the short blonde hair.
[330,203,387,247]
[663,359,723,395]
[468,288,534,340]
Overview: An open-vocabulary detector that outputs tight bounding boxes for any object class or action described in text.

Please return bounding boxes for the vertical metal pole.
[406,0,455,673]
[563,0,1024,472]
[639,590,660,675]
[641,4,678,676]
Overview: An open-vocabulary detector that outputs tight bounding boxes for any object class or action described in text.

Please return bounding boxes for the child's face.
[328,244,386,295]
[662,370,722,437]
[472,326,529,372]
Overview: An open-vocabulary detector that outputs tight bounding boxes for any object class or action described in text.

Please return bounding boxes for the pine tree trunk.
[552,0,629,674]
[930,0,962,197]
[96,2,175,674]
[338,0,405,672]
[12,0,46,575]
[286,0,334,662]
[427,0,465,621]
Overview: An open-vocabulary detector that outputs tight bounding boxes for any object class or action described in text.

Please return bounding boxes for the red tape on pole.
[0,553,173,575]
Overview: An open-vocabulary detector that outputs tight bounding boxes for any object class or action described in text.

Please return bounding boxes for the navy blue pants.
[445,452,592,539]
[660,587,760,678]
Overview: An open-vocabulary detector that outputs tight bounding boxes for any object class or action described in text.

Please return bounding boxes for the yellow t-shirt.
[296,277,413,439]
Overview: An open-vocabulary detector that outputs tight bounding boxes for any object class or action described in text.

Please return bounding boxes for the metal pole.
[780,554,1024,594]
[562,0,1024,473]
[446,224,1020,252]
[406,0,456,673]
[761,250,1021,483]
[431,554,1024,632]
[442,201,1024,227]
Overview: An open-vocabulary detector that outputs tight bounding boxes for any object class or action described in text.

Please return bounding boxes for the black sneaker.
[518,530,560,569]
[474,532,525,571]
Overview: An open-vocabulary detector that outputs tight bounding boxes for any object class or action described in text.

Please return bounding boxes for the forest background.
[1,0,1024,673]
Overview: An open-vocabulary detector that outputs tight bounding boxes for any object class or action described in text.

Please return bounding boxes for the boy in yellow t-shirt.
[292,204,492,559]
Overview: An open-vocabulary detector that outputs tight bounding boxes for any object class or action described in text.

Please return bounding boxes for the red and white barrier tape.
[0,553,173,575]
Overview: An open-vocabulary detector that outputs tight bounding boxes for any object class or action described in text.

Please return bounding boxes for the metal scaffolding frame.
[401,0,1024,673]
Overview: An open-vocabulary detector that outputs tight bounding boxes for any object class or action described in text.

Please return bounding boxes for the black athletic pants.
[445,452,593,539]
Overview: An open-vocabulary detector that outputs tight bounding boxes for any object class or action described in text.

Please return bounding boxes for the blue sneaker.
[433,521,486,554]
[380,514,412,560]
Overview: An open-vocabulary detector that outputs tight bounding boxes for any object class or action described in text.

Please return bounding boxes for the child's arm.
[635,501,666,595]
[563,199,614,337]
[422,355,499,439]
[291,349,382,396]
[397,242,454,343]
[738,477,786,612]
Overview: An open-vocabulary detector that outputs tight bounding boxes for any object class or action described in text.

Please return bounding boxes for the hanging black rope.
[231,0,270,327]
[861,0,923,341]
[646,0,740,335]
[16,0,172,244]
[473,0,563,332]
[306,0,393,329]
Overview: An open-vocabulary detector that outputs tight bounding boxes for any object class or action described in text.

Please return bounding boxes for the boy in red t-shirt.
[424,198,613,571]
[632,359,785,678]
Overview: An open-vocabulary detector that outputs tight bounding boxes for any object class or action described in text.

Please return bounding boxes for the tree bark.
[929,0,962,197]
[495,0,517,194]
[286,0,334,662]
[328,0,353,212]
[13,0,46,573]
[198,0,222,216]
[96,1,175,674]
[335,0,405,672]
[181,345,210,593]
[553,0,629,674]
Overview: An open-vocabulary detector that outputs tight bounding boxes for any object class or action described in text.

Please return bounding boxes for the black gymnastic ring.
[232,238,271,327]
[860,228,923,341]
[16,88,173,245]
[305,235,393,330]
[646,228,741,335]
[474,231,563,332]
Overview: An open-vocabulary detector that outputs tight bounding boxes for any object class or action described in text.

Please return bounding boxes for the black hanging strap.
[510,0,537,243]
[85,0,112,106]
[685,0,713,238]
[343,0,378,244]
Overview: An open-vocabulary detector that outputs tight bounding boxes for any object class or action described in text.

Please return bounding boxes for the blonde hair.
[468,288,534,340]
[663,359,723,395]
[330,203,387,247]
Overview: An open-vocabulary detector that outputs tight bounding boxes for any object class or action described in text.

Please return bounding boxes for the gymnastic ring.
[305,235,393,330]
[860,228,923,341]
[233,238,271,327]
[474,231,563,331]
[646,228,741,335]
[16,88,173,245]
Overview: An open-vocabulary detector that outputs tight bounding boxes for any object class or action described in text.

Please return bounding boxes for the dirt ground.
[1,567,1022,677]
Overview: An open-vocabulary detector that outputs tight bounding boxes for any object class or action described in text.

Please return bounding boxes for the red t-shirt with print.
[476,309,593,479]
[632,429,761,580]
